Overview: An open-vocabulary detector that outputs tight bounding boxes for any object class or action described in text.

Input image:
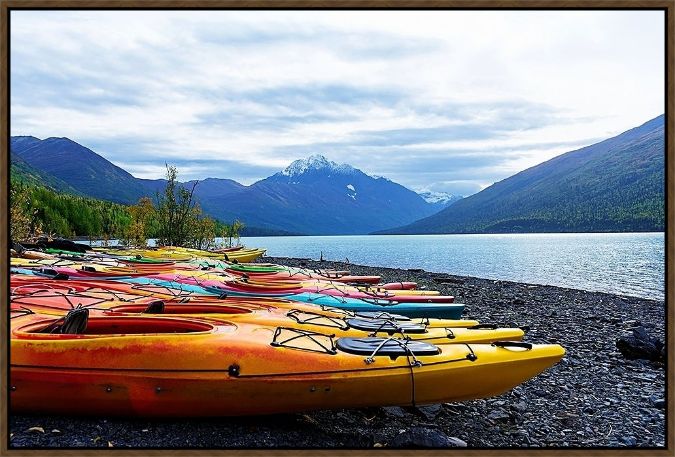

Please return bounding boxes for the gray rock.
[621,436,637,447]
[416,404,442,421]
[382,406,407,418]
[447,437,468,447]
[511,401,528,413]
[651,398,666,409]
[616,326,664,361]
[487,409,511,422]
[388,427,464,448]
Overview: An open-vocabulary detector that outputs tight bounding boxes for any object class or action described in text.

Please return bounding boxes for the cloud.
[10,10,665,195]
[113,158,280,183]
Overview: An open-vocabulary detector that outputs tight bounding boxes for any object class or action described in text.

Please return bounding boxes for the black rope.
[286,309,350,331]
[12,288,113,309]
[366,318,407,337]
[11,283,75,296]
[315,285,350,297]
[319,305,353,315]
[358,297,400,307]
[10,306,35,318]
[408,347,417,408]
[270,327,337,355]
[308,294,347,304]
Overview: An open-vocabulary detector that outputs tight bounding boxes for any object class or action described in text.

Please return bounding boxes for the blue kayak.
[274,292,465,319]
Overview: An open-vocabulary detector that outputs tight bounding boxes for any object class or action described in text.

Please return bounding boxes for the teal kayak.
[275,292,465,319]
[199,287,464,319]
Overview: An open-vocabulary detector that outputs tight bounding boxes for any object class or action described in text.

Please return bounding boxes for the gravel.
[9,256,667,449]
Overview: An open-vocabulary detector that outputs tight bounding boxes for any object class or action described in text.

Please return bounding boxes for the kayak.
[222,248,267,263]
[14,298,521,344]
[207,283,457,305]
[11,275,480,329]
[14,265,143,279]
[379,282,418,290]
[10,311,565,417]
[270,292,465,319]
[123,277,460,318]
[147,273,455,303]
[10,275,479,329]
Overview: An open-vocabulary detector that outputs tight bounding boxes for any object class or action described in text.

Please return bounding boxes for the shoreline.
[9,257,666,448]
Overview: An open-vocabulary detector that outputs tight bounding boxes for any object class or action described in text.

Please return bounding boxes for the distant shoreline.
[71,230,666,242]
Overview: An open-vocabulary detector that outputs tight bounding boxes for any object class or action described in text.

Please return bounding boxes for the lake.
[240,233,665,301]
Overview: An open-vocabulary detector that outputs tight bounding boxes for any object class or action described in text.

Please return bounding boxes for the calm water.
[241,233,665,301]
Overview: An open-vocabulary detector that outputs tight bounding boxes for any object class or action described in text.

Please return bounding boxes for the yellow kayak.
[10,312,565,417]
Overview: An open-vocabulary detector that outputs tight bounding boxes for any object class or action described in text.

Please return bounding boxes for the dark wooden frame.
[0,2,673,455]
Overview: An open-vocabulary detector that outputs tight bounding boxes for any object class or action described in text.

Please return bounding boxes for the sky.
[10,10,665,196]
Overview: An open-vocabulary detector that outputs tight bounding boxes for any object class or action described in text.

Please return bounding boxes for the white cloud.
[10,10,664,193]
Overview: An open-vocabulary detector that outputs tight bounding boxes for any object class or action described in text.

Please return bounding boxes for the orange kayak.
[10,311,565,417]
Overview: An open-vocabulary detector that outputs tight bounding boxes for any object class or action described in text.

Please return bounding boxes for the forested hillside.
[378,115,665,234]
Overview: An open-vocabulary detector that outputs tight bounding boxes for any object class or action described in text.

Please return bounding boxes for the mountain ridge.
[9,139,444,234]
[11,114,664,236]
[376,114,665,234]
[199,155,441,234]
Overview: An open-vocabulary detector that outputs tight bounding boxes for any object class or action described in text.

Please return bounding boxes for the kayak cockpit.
[15,309,222,337]
[110,302,255,315]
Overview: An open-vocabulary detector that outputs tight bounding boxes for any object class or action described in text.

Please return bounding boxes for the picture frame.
[1,2,673,454]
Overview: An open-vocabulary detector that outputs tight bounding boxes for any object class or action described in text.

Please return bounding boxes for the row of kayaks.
[10,244,565,417]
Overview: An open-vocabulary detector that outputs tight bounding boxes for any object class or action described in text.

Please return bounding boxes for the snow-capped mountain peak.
[417,190,462,206]
[281,155,356,177]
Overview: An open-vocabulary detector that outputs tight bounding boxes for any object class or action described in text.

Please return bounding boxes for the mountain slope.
[10,151,81,194]
[11,136,149,204]
[378,115,665,234]
[200,155,440,235]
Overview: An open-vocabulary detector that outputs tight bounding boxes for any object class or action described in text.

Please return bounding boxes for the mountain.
[10,137,249,206]
[10,151,81,194]
[136,177,246,203]
[10,136,149,204]
[9,136,445,234]
[199,155,441,235]
[187,178,245,199]
[377,115,665,234]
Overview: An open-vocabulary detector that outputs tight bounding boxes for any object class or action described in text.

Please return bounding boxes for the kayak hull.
[10,315,564,417]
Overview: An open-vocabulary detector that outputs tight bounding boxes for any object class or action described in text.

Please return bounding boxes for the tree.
[124,197,156,247]
[155,165,199,247]
[230,219,245,247]
[223,219,245,247]
[190,213,217,251]
[10,183,36,243]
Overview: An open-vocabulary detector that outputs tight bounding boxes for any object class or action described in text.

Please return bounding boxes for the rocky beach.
[9,256,667,449]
